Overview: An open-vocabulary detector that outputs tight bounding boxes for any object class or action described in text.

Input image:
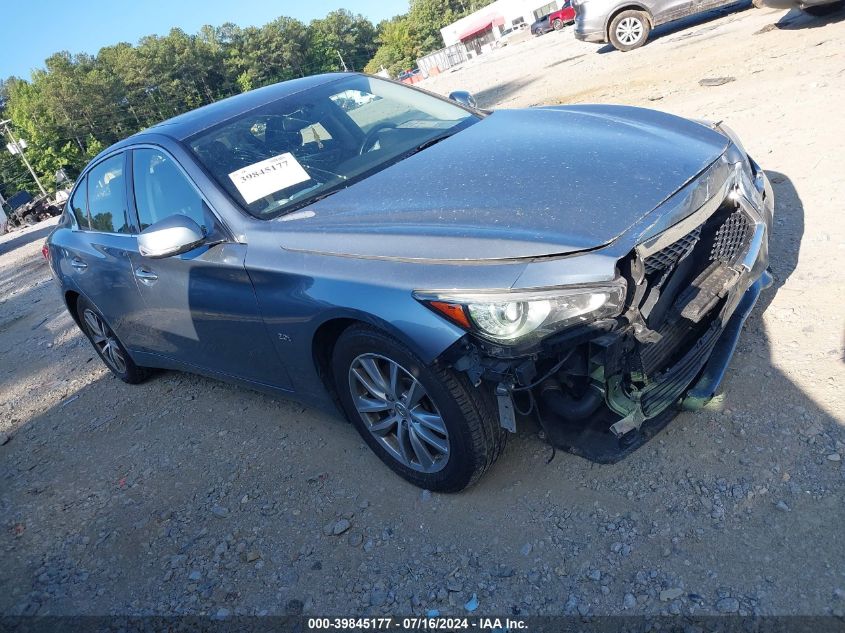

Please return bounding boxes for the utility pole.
[1,119,47,196]
[337,50,348,72]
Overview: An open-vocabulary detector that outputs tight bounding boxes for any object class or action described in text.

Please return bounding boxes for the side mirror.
[448,90,478,109]
[138,214,206,258]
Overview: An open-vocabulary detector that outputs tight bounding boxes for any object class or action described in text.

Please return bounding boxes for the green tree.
[364,17,416,76]
[307,10,378,73]
[0,8,387,187]
[226,18,309,91]
[366,0,499,77]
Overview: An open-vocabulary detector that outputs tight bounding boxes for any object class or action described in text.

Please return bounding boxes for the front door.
[651,0,694,24]
[125,146,290,389]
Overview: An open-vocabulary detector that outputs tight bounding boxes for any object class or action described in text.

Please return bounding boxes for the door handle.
[70,258,88,271]
[134,267,158,284]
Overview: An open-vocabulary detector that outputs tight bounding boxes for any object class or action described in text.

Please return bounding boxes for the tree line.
[0,0,491,201]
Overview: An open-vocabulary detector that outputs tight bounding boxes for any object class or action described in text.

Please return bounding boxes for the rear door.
[124,146,290,388]
[59,152,145,341]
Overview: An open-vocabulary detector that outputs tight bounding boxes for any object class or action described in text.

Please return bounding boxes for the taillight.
[41,243,50,262]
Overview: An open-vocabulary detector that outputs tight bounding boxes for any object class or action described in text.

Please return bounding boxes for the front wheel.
[332,325,506,492]
[608,10,651,51]
[553,18,564,29]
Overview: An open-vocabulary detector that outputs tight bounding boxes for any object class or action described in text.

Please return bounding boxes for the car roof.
[96,72,350,159]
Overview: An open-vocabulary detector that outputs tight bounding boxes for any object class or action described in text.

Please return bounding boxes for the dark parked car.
[45,73,773,491]
[531,15,554,34]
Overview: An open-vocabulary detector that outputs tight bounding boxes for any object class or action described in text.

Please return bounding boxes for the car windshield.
[188,75,478,219]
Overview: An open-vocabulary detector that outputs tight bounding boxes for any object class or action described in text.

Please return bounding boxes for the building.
[440,0,561,55]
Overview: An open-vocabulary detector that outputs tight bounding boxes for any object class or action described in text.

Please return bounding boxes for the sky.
[0,0,410,80]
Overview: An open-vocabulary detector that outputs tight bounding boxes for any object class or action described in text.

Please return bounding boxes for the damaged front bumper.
[603,179,773,438]
[446,154,774,463]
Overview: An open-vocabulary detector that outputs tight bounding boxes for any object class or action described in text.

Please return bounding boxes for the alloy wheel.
[348,353,450,473]
[83,308,127,374]
[616,17,644,45]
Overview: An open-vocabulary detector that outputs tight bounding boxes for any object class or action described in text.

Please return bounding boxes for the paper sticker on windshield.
[228,153,310,204]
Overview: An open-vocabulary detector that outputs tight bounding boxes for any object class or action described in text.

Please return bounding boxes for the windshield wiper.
[408,131,455,155]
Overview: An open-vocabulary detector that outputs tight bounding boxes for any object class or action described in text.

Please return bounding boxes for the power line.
[1,120,47,196]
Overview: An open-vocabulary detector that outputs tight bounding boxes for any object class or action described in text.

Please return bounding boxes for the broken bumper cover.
[605,169,774,437]
[533,163,772,460]
[441,154,773,462]
[681,268,771,411]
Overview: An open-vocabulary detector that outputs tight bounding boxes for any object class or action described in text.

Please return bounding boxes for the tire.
[332,324,506,492]
[803,1,843,15]
[608,10,651,51]
[553,18,564,29]
[76,296,149,384]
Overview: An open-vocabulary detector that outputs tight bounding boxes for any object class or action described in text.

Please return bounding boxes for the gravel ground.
[2,4,845,619]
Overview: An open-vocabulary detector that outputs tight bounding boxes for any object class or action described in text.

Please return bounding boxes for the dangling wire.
[533,404,557,464]
[513,388,534,416]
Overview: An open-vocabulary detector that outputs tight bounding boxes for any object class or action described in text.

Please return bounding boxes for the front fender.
[246,263,469,404]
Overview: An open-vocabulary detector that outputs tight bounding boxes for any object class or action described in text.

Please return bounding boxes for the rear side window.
[69,178,89,229]
[132,148,207,231]
[87,154,132,233]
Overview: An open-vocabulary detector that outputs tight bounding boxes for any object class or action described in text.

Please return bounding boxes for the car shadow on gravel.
[472,78,538,108]
[596,1,754,53]
[757,170,802,311]
[770,3,845,29]
[0,224,54,258]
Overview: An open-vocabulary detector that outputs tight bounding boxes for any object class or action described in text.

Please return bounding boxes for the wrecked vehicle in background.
[5,191,63,229]
[44,73,773,492]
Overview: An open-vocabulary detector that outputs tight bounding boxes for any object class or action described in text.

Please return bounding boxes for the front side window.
[87,154,131,233]
[69,177,89,229]
[132,148,207,231]
[188,75,478,219]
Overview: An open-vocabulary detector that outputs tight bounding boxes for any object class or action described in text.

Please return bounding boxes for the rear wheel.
[76,296,149,384]
[608,10,651,51]
[553,18,564,29]
[332,324,506,492]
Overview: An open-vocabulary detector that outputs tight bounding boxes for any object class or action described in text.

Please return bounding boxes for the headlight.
[415,281,626,345]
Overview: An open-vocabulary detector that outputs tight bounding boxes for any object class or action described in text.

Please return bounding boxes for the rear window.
[87,154,131,234]
[69,178,89,229]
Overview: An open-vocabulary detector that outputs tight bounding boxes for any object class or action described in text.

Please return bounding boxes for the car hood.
[276,104,729,262]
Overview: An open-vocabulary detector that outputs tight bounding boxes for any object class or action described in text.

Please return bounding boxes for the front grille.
[637,318,696,376]
[643,227,701,275]
[640,318,723,417]
[644,208,753,276]
[711,210,753,263]
[631,204,755,390]
[621,200,757,420]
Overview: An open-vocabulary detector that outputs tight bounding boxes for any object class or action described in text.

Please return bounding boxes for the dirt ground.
[1,3,844,619]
